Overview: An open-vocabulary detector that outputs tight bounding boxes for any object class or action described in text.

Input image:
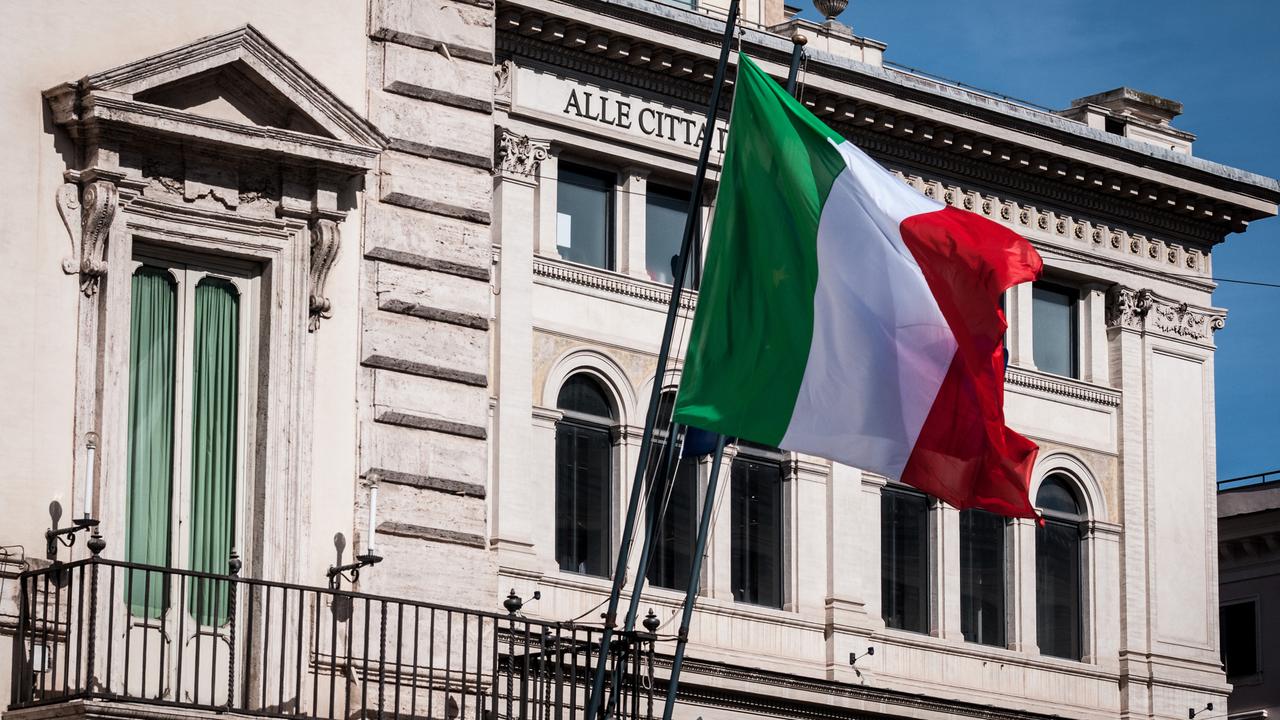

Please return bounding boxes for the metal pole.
[784,32,808,96]
[582,0,741,716]
[621,424,685,633]
[659,436,727,720]
[659,49,808,720]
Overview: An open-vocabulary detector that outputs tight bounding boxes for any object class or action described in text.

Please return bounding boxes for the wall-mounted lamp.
[47,433,103,559]
[503,588,542,616]
[849,646,875,678]
[327,479,383,590]
[1189,703,1214,720]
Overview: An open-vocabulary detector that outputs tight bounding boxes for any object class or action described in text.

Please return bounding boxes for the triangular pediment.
[67,24,384,149]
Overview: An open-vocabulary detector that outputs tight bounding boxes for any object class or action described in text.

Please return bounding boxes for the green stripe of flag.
[673,55,848,443]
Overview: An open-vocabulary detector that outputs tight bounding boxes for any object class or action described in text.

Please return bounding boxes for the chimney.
[1060,87,1195,155]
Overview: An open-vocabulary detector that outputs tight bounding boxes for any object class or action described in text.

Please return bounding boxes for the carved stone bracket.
[308,218,340,332]
[1105,284,1225,341]
[57,180,119,297]
[496,129,550,178]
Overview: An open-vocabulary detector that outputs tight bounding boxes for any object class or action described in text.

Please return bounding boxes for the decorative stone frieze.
[496,129,550,177]
[308,218,341,332]
[1105,284,1225,341]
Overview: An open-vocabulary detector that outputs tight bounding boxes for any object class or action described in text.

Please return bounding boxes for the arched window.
[555,374,616,576]
[646,391,700,591]
[1036,474,1086,660]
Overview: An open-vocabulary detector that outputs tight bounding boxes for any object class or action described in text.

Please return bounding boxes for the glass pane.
[646,185,696,287]
[647,447,699,591]
[881,488,929,633]
[557,164,614,270]
[188,278,240,626]
[555,422,612,576]
[557,374,615,421]
[960,509,1006,646]
[731,456,783,607]
[1036,474,1083,518]
[1036,520,1082,660]
[1032,283,1078,378]
[126,267,178,619]
[1220,602,1258,678]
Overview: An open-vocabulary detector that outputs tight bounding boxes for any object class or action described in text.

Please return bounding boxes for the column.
[826,462,871,681]
[1008,281,1036,369]
[1009,517,1039,653]
[536,147,561,258]
[707,444,739,601]
[493,130,550,571]
[1082,284,1110,385]
[937,504,963,640]
[617,167,648,277]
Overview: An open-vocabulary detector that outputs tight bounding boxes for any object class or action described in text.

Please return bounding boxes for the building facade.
[1218,473,1280,720]
[1,1,1277,720]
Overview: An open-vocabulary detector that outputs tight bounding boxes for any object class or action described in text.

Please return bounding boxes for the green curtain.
[188,279,239,626]
[126,268,177,619]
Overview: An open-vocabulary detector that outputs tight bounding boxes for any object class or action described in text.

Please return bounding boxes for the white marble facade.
[1,1,1277,720]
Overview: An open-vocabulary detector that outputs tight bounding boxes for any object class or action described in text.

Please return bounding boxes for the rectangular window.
[960,509,1007,646]
[1220,601,1259,678]
[645,184,697,287]
[1032,282,1079,378]
[1036,519,1083,659]
[557,163,615,270]
[126,257,252,625]
[881,486,929,633]
[730,448,784,608]
[555,421,612,577]
[646,448,699,591]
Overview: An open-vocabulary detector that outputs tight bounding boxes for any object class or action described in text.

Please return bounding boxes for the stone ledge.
[376,521,486,549]
[380,190,492,225]
[385,80,493,115]
[363,354,488,388]
[366,246,490,282]
[378,296,489,330]
[375,408,488,440]
[372,467,486,498]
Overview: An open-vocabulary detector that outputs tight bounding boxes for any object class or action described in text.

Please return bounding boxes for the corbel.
[308,217,341,332]
[57,176,119,297]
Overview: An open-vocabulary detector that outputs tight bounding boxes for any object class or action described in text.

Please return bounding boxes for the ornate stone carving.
[59,180,118,296]
[1106,284,1224,340]
[496,130,550,177]
[308,219,340,332]
[494,60,513,107]
[1148,299,1224,340]
[1105,285,1153,331]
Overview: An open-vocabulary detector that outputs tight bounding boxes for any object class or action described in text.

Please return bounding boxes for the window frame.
[880,483,932,635]
[553,373,619,578]
[729,442,787,609]
[128,247,260,599]
[959,508,1009,647]
[1034,473,1087,661]
[644,182,700,289]
[1031,280,1081,380]
[556,160,618,271]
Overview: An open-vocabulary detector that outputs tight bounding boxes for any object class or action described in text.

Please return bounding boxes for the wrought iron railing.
[1218,469,1280,492]
[9,555,656,720]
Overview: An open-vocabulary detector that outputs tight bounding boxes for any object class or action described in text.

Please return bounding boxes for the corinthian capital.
[496,129,550,178]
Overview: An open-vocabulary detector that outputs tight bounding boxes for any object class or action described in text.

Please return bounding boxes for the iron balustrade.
[9,556,656,720]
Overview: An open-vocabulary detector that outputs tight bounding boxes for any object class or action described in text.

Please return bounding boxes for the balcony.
[7,555,656,720]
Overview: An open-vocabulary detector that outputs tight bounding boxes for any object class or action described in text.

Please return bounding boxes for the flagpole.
[658,52,808,720]
[659,434,726,720]
[582,0,740,717]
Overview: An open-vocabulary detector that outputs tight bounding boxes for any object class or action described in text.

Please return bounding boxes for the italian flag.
[673,56,1043,518]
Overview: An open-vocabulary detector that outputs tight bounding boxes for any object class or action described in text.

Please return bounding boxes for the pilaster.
[618,167,648,277]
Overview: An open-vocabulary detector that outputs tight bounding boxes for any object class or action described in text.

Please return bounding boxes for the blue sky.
[795,0,1280,480]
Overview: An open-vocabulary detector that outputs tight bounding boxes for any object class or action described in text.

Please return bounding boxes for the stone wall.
[358,0,497,610]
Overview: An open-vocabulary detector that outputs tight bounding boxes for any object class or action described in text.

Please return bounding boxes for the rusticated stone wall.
[358,0,497,610]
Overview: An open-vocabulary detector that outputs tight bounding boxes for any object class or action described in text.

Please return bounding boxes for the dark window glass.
[646,185,697,288]
[960,509,1007,646]
[1032,282,1079,378]
[731,448,784,608]
[557,164,614,270]
[1220,602,1259,678]
[881,487,930,633]
[1036,474,1084,660]
[646,392,700,591]
[555,375,614,576]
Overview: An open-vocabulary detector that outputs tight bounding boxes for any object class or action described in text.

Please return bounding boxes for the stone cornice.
[1005,367,1121,408]
[497,0,1277,237]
